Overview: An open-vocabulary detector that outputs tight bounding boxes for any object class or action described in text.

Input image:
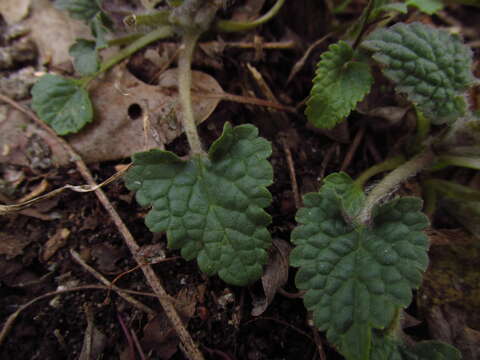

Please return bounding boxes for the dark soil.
[1,1,480,360]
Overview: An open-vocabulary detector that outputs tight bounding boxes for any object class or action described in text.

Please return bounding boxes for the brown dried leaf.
[251,239,291,316]
[141,287,197,359]
[41,228,70,262]
[27,0,91,68]
[79,305,107,360]
[91,243,125,274]
[0,0,30,24]
[0,232,32,259]
[67,66,222,163]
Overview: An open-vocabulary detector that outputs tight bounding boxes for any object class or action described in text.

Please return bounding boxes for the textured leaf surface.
[321,172,365,220]
[31,74,93,135]
[125,123,273,286]
[362,22,476,124]
[54,0,100,22]
[69,39,99,75]
[290,185,429,360]
[305,41,373,129]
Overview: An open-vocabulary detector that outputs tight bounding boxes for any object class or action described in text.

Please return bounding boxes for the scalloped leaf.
[31,74,93,135]
[124,123,273,286]
[54,0,101,22]
[305,41,373,129]
[362,22,476,124]
[290,177,429,360]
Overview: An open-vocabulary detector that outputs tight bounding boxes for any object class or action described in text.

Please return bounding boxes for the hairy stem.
[354,155,406,188]
[81,26,174,87]
[358,150,435,224]
[422,180,437,219]
[437,154,480,170]
[178,31,204,155]
[413,109,431,152]
[216,0,285,32]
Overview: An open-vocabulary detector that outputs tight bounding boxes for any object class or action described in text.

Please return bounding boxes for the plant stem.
[358,150,435,224]
[413,108,431,152]
[124,10,170,27]
[437,154,480,170]
[354,155,406,188]
[107,33,144,47]
[178,31,204,155]
[216,0,285,32]
[81,26,174,87]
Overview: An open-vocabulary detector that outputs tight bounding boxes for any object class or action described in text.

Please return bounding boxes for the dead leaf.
[91,243,125,274]
[1,65,222,166]
[0,0,30,25]
[66,66,222,163]
[79,304,107,360]
[27,0,91,68]
[251,239,291,316]
[141,287,197,359]
[0,232,32,259]
[41,228,70,262]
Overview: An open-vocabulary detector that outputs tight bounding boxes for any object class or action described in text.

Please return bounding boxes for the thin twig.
[0,285,149,346]
[0,93,204,360]
[71,250,156,317]
[131,328,147,360]
[340,126,365,172]
[280,137,302,209]
[117,312,136,360]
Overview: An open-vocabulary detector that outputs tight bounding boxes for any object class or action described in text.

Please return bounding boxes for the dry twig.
[0,93,204,360]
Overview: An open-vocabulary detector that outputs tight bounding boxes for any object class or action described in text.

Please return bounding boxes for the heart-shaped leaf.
[31,74,93,135]
[125,123,273,286]
[290,173,429,360]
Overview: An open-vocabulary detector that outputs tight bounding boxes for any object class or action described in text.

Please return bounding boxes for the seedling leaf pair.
[55,0,111,76]
[125,123,273,286]
[290,173,429,360]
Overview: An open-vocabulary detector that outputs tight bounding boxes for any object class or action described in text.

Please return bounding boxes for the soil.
[1,1,480,360]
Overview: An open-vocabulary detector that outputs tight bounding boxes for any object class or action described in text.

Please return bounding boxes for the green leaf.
[124,123,273,286]
[54,0,101,22]
[69,39,99,76]
[290,183,429,360]
[31,74,93,135]
[371,335,403,360]
[362,22,476,125]
[305,41,373,129]
[406,0,444,14]
[90,12,112,49]
[322,172,365,220]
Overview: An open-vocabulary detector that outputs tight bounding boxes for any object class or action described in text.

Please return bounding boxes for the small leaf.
[321,172,365,219]
[125,123,273,286]
[69,39,99,76]
[90,12,111,49]
[406,0,444,15]
[305,41,373,129]
[362,22,476,124]
[31,74,93,135]
[54,0,101,22]
[290,181,429,360]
